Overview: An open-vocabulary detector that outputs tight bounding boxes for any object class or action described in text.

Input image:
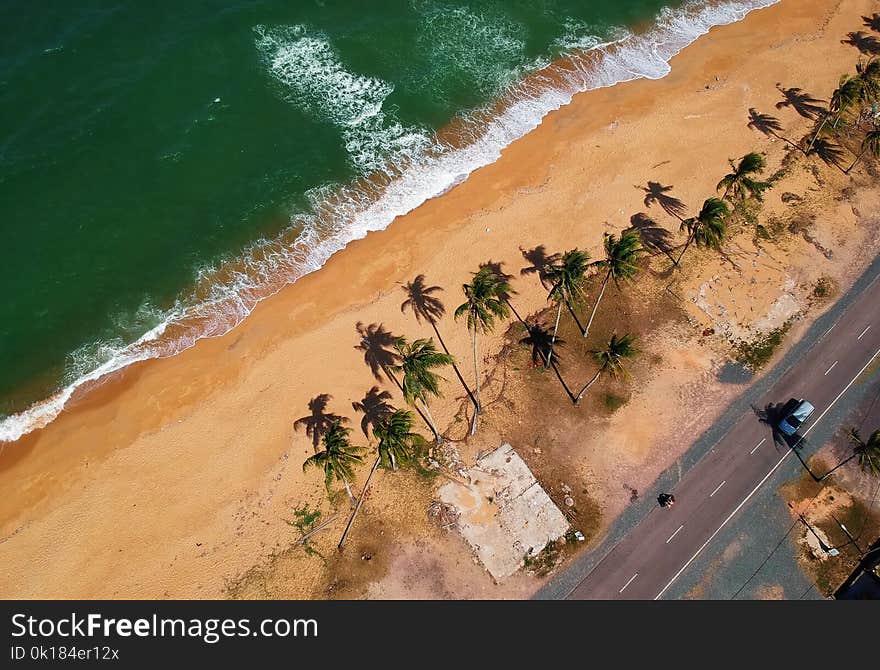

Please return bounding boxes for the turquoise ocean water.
[0,0,776,440]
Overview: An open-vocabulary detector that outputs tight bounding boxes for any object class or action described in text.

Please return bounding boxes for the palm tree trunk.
[341,476,357,507]
[384,365,434,440]
[418,396,441,441]
[430,321,478,411]
[771,130,807,154]
[546,301,563,367]
[338,455,381,551]
[808,115,829,153]
[574,370,603,406]
[583,271,610,339]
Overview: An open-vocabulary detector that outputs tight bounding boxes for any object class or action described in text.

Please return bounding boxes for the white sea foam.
[0,0,780,443]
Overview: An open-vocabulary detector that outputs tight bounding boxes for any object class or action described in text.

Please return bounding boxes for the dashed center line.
[619,573,638,594]
[750,438,766,454]
[709,480,726,498]
[666,525,684,544]
[858,324,871,340]
[824,360,838,376]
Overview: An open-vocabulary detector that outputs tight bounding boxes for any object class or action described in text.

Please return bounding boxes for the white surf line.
[619,573,639,594]
[709,480,726,498]
[666,525,684,544]
[750,438,766,455]
[655,344,880,601]
[824,360,838,376]
[858,324,871,340]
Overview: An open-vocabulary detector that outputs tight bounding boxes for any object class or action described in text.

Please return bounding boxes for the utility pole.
[830,513,865,557]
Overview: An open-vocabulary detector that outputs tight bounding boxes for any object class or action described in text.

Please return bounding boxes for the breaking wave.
[0,0,779,443]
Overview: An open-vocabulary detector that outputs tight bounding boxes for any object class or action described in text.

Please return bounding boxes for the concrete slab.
[438,444,570,581]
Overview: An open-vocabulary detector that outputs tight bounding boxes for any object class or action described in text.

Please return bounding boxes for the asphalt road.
[564,270,880,600]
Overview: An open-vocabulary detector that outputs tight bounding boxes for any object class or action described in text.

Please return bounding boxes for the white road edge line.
[666,525,684,544]
[858,325,871,340]
[619,573,638,594]
[709,481,726,498]
[750,438,766,454]
[824,361,838,376]
[654,345,880,601]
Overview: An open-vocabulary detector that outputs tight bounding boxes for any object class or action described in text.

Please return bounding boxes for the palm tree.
[293,394,348,453]
[351,386,395,438]
[849,428,880,477]
[716,152,771,202]
[520,322,576,403]
[809,75,864,151]
[856,58,880,103]
[640,181,688,221]
[400,275,478,417]
[583,230,643,339]
[845,129,880,173]
[302,421,364,506]
[354,321,433,434]
[544,248,590,360]
[574,333,637,405]
[747,108,803,153]
[776,85,825,120]
[391,337,452,441]
[338,409,425,551]
[676,197,730,266]
[455,266,511,420]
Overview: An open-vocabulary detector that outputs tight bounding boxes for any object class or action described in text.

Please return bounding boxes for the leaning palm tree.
[676,197,730,266]
[856,58,880,104]
[544,248,590,361]
[583,230,643,339]
[850,428,880,477]
[747,108,804,153]
[454,266,511,419]
[717,152,771,202]
[845,129,880,173]
[391,337,452,442]
[809,75,864,151]
[302,421,364,506]
[338,409,425,550]
[574,333,637,405]
[293,393,348,453]
[400,275,478,417]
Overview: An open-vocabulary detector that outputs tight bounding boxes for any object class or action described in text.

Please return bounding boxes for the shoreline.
[2,0,877,598]
[0,0,779,444]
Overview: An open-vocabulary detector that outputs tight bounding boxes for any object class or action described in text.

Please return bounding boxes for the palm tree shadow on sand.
[626,212,677,263]
[520,245,560,288]
[775,85,826,120]
[519,320,576,402]
[842,31,880,55]
[351,386,395,439]
[293,394,349,453]
[355,321,400,382]
[639,181,688,221]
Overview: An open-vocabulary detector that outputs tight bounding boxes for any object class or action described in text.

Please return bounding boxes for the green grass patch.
[602,391,628,413]
[734,322,792,370]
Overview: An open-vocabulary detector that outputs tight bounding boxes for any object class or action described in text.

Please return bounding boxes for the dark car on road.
[778,398,815,436]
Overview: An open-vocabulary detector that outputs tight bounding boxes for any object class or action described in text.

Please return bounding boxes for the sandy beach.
[3,0,880,599]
